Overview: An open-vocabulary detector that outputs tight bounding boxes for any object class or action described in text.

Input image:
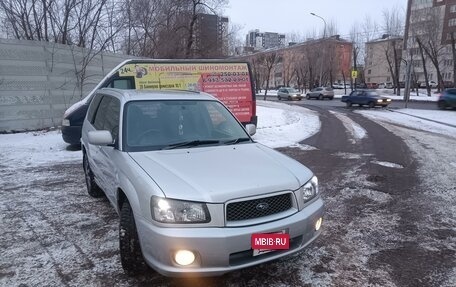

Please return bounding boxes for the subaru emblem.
[256,202,269,211]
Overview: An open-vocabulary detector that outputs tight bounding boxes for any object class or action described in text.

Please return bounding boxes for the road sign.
[351,70,358,79]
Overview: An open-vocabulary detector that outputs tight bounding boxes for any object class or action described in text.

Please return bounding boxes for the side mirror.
[245,124,256,136]
[88,130,113,146]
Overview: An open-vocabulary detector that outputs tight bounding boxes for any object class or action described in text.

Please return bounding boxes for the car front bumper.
[135,197,324,277]
[61,125,82,145]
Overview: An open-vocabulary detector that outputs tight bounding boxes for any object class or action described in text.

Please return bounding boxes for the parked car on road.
[419,81,438,88]
[438,88,456,109]
[378,82,394,89]
[277,87,302,100]
[306,87,334,100]
[81,88,324,277]
[341,90,392,108]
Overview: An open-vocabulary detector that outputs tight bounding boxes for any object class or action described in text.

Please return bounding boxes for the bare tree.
[262,51,278,99]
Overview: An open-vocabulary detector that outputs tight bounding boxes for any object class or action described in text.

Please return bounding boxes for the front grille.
[226,193,293,221]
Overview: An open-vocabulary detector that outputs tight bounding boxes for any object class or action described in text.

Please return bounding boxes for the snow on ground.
[252,100,320,148]
[358,109,456,138]
[329,111,367,143]
[0,130,81,168]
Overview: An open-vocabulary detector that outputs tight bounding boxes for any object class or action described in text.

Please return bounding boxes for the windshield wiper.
[162,140,220,150]
[223,137,251,145]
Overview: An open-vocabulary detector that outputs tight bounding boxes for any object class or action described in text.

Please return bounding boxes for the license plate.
[251,230,289,256]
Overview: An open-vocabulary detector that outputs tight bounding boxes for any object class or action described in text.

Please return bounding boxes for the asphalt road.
[1,103,454,286]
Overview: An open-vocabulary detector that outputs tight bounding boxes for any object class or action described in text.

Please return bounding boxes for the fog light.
[174,250,195,266]
[315,217,323,231]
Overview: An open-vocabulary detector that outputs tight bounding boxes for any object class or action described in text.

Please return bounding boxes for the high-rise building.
[245,30,286,50]
[403,0,456,86]
[194,13,229,58]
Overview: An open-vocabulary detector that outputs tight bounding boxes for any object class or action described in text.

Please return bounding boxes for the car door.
[91,95,121,205]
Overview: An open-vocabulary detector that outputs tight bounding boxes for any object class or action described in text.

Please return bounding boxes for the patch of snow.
[371,160,404,169]
[358,109,456,138]
[288,143,318,151]
[253,101,321,148]
[330,111,367,143]
[0,130,81,168]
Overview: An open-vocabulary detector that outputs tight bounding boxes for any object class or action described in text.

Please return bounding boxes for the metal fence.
[0,39,132,132]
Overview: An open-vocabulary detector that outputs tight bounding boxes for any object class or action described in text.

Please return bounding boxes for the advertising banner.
[118,63,253,122]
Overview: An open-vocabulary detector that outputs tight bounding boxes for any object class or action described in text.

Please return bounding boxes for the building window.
[449,18,456,26]
[451,5,456,13]
[368,70,371,74]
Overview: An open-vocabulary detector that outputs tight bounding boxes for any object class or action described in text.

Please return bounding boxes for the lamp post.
[311,12,326,87]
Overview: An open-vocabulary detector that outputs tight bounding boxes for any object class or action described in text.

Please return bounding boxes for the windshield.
[123,100,251,151]
[366,91,380,96]
[285,88,298,93]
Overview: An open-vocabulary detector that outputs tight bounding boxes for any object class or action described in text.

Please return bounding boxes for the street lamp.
[311,12,327,87]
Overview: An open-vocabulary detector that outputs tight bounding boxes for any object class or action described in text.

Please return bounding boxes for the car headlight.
[301,176,318,203]
[151,196,210,223]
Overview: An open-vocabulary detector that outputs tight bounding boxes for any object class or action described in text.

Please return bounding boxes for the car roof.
[96,88,218,103]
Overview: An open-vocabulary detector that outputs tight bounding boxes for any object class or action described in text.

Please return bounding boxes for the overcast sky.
[224,0,407,41]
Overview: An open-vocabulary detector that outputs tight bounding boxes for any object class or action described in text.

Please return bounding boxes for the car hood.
[129,143,312,203]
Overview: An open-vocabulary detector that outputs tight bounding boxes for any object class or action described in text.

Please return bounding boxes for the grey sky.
[224,0,407,40]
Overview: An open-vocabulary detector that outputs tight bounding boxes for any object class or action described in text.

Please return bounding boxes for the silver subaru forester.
[81,88,324,277]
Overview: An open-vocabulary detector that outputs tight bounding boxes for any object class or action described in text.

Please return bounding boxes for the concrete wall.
[0,39,133,132]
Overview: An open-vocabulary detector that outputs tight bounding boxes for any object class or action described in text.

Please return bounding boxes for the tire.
[329,97,334,100]
[306,95,310,100]
[288,96,291,100]
[368,101,375,108]
[278,96,282,101]
[346,101,352,107]
[318,94,323,100]
[119,201,149,275]
[438,101,447,110]
[83,152,104,198]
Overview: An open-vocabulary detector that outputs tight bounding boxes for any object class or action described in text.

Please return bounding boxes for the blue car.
[438,89,456,109]
[341,90,391,108]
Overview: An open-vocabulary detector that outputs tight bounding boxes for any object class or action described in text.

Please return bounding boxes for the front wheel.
[346,101,352,107]
[368,101,375,108]
[278,96,282,101]
[306,95,310,100]
[318,94,323,100]
[120,201,149,275]
[83,153,104,198]
[438,101,447,110]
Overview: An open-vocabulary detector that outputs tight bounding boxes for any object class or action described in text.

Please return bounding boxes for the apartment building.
[365,35,403,86]
[245,30,286,50]
[238,36,353,89]
[403,0,456,87]
[194,13,229,58]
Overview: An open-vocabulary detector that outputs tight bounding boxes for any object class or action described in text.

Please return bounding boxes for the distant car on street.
[419,80,437,88]
[277,87,302,100]
[341,90,392,108]
[438,88,456,109]
[306,87,334,100]
[378,82,394,89]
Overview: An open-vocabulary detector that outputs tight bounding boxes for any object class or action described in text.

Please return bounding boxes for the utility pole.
[311,12,326,87]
